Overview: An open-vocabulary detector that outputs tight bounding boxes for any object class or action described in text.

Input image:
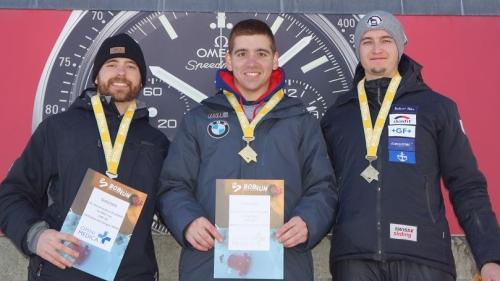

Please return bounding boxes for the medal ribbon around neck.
[224,89,285,163]
[91,95,136,178]
[358,72,402,161]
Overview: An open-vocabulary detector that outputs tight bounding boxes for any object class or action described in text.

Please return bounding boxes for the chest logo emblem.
[207,120,230,139]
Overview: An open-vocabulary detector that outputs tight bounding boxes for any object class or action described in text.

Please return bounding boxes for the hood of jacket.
[207,68,306,119]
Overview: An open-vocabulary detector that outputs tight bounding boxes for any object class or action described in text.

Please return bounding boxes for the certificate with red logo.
[60,168,147,281]
[214,179,284,279]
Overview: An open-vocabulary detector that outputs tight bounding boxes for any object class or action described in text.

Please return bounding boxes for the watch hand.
[278,35,313,67]
[306,106,318,112]
[149,66,208,103]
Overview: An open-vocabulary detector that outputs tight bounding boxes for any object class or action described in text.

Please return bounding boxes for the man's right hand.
[185,217,223,251]
[36,229,80,269]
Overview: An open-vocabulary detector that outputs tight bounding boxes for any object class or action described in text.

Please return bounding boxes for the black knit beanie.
[91,33,147,84]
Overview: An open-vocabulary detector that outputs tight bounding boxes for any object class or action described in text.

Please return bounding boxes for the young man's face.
[95,57,142,102]
[225,34,279,101]
[359,29,399,80]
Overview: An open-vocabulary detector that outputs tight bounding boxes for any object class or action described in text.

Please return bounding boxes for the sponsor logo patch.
[388,137,415,151]
[207,120,230,139]
[389,114,416,125]
[366,15,383,27]
[390,223,418,242]
[389,150,416,164]
[388,125,415,138]
[392,105,418,114]
[208,112,229,119]
[109,46,126,54]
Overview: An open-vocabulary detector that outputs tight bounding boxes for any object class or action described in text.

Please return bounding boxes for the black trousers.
[332,259,455,281]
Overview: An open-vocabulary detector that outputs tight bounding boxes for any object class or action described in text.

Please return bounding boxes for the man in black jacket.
[0,33,169,280]
[321,10,500,281]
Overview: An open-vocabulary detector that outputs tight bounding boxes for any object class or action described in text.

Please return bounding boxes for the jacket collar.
[335,54,430,107]
[71,88,149,120]
[215,68,286,104]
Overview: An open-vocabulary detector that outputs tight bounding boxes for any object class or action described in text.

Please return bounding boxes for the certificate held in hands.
[214,179,284,279]
[60,168,147,281]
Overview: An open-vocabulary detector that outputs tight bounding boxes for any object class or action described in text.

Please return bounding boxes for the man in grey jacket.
[158,19,337,281]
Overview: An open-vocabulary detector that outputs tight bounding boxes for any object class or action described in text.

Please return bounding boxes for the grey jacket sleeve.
[291,116,338,250]
[439,101,500,268]
[157,114,206,247]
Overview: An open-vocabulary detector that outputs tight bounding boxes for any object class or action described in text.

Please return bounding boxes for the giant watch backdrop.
[1,9,499,234]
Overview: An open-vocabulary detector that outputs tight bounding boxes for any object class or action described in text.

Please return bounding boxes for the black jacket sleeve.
[438,100,500,268]
[0,121,56,255]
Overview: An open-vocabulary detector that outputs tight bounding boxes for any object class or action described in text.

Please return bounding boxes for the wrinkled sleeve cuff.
[26,221,49,255]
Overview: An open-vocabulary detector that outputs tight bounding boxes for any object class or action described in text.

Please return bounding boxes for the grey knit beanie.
[354,10,408,61]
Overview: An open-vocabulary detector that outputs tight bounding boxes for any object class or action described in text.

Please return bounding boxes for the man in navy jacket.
[321,10,500,281]
[158,19,337,281]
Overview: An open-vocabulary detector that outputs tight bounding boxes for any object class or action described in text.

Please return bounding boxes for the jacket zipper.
[36,262,43,277]
[377,86,382,106]
[375,87,383,259]
[376,151,383,258]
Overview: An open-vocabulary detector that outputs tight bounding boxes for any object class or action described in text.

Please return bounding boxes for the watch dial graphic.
[35,11,360,140]
[35,11,360,234]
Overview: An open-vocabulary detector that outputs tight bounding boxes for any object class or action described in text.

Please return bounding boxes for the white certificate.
[73,188,130,252]
[228,195,270,251]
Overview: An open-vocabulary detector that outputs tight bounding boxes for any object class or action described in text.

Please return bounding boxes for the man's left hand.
[481,262,500,281]
[276,216,308,248]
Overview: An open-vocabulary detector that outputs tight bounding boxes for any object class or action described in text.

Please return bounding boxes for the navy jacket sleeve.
[0,121,55,255]
[291,116,338,250]
[157,114,207,247]
[438,100,500,268]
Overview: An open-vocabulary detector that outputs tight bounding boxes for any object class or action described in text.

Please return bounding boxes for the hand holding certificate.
[185,217,223,251]
[59,169,147,281]
[276,216,308,248]
[214,179,284,279]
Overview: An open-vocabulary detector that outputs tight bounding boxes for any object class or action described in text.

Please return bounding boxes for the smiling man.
[0,33,169,280]
[158,19,337,281]
[321,10,500,281]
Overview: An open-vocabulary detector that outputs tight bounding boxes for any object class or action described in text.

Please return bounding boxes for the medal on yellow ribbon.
[224,90,284,163]
[357,73,402,183]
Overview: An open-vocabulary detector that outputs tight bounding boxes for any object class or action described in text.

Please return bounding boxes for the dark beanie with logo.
[91,33,147,83]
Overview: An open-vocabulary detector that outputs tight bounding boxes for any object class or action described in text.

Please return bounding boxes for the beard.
[368,66,388,76]
[97,77,141,102]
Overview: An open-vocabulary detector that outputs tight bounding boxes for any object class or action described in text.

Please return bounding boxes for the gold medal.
[238,137,257,163]
[239,144,258,163]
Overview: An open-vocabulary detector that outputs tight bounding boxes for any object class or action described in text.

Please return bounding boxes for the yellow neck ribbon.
[357,73,402,162]
[224,89,285,163]
[91,95,136,178]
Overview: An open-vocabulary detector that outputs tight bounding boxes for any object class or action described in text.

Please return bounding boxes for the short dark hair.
[228,19,276,53]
